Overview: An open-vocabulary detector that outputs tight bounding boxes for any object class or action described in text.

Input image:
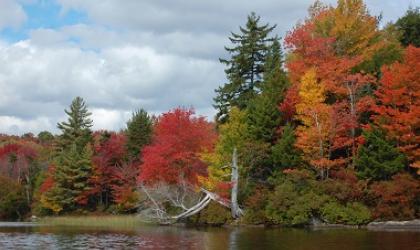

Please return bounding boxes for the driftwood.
[139,148,243,224]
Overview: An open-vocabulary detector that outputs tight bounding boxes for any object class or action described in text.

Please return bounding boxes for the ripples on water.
[0,223,420,250]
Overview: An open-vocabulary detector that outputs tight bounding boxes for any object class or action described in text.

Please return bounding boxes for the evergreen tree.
[395,7,420,47]
[356,128,406,181]
[126,109,153,160]
[47,144,93,212]
[246,38,288,143]
[272,123,302,171]
[57,97,93,152]
[214,12,276,123]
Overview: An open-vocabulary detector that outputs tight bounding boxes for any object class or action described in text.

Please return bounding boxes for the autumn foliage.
[139,108,217,185]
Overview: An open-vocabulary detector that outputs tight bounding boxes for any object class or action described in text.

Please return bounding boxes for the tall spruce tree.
[57,97,93,152]
[46,97,94,213]
[47,144,93,212]
[126,109,153,160]
[214,12,276,123]
[246,38,288,143]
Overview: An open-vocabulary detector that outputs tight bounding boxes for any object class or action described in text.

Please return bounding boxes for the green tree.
[246,39,289,143]
[272,123,302,171]
[37,131,54,144]
[355,128,406,181]
[46,144,93,213]
[214,12,276,123]
[126,109,153,160]
[57,97,93,152]
[395,7,420,47]
[0,176,28,220]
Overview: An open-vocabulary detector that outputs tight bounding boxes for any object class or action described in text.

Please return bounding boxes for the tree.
[214,12,276,123]
[272,123,302,171]
[374,46,420,174]
[57,96,93,152]
[295,68,334,178]
[37,131,54,144]
[44,144,93,213]
[355,128,406,181]
[314,0,384,59]
[395,7,420,47]
[0,176,28,220]
[139,108,217,185]
[88,131,128,208]
[126,109,153,160]
[246,39,289,143]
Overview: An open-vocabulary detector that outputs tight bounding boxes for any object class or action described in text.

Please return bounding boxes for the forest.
[0,0,419,226]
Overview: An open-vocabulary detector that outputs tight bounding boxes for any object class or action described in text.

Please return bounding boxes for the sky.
[0,0,418,135]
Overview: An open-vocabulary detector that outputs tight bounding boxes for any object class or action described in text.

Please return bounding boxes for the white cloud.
[0,0,415,135]
[0,115,54,135]
[0,37,222,135]
[0,0,27,30]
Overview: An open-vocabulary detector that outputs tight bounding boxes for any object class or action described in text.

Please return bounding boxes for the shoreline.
[2,216,420,231]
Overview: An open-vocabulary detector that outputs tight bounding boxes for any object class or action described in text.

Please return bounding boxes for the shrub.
[369,173,420,220]
[321,202,371,225]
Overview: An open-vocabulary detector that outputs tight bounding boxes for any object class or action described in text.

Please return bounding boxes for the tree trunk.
[231,147,242,218]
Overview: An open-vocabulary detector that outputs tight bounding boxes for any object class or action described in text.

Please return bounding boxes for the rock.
[367,220,420,230]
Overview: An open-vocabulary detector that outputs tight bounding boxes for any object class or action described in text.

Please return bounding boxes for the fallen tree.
[138,148,243,224]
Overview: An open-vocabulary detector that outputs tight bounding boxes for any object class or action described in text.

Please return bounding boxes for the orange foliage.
[374,46,420,173]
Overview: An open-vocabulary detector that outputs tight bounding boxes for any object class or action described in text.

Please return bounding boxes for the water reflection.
[0,223,419,250]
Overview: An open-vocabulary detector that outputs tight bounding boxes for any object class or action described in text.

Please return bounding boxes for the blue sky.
[0,0,418,135]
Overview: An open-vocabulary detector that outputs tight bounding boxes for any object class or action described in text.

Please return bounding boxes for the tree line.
[0,0,419,225]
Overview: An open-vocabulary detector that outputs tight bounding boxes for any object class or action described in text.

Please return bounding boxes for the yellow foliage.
[40,194,62,214]
[315,0,384,58]
[200,107,248,191]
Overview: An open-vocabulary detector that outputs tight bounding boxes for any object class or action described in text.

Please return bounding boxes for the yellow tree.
[314,0,384,59]
[295,68,336,179]
[200,107,248,193]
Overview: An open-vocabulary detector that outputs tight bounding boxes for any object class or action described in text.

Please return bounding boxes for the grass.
[39,215,148,229]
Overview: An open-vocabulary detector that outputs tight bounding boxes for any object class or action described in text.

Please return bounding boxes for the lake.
[0,223,419,249]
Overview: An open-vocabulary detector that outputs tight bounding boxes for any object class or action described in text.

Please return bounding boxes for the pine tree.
[356,128,406,181]
[272,123,302,171]
[395,7,420,47]
[246,38,288,143]
[214,12,276,123]
[46,144,93,212]
[126,109,153,160]
[57,97,93,152]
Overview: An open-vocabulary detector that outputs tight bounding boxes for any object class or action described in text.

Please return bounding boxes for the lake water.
[0,222,419,249]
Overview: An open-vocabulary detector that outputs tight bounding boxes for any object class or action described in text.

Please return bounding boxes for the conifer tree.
[395,7,420,47]
[214,12,276,123]
[356,128,406,181]
[272,123,302,171]
[125,109,153,160]
[46,144,93,212]
[57,97,93,152]
[246,38,288,143]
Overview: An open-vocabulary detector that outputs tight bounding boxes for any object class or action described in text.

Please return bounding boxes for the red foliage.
[374,46,420,173]
[279,85,300,122]
[323,168,367,202]
[39,165,56,194]
[79,131,134,206]
[139,108,217,186]
[370,173,420,220]
[0,142,38,183]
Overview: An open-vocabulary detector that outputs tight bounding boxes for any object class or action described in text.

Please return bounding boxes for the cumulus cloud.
[0,0,415,135]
